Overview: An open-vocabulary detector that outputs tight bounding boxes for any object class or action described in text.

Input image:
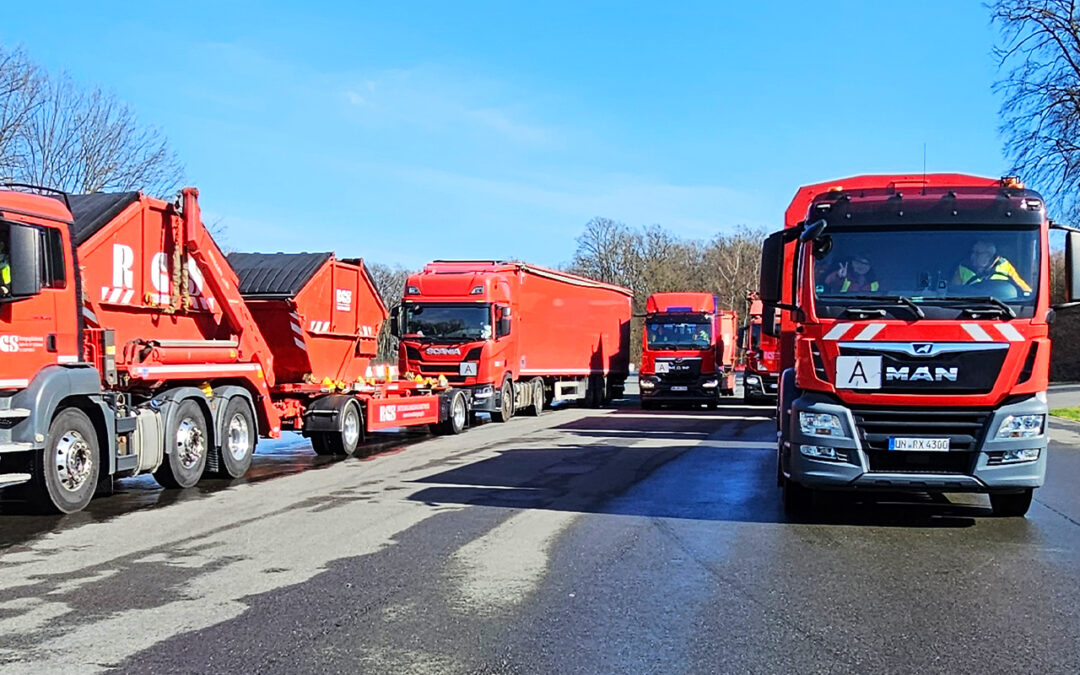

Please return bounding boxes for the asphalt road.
[1,392,1079,674]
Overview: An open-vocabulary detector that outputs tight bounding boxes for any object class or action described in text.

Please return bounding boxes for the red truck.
[762,173,1079,517]
[739,293,780,404]
[0,187,470,513]
[638,292,737,409]
[393,261,632,421]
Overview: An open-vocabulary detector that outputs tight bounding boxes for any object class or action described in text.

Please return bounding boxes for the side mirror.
[799,219,828,243]
[496,305,512,338]
[737,326,746,350]
[759,230,785,305]
[762,305,779,338]
[4,224,43,301]
[389,305,401,338]
[1065,231,1080,304]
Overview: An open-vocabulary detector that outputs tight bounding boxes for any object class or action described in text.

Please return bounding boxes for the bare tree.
[16,72,182,196]
[570,217,637,287]
[365,262,414,363]
[0,47,42,180]
[991,1,1080,217]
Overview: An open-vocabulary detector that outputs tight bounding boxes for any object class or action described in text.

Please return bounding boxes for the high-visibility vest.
[0,262,9,285]
[956,257,1032,292]
[841,278,878,292]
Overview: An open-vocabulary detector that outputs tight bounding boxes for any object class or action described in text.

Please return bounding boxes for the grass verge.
[1050,407,1080,422]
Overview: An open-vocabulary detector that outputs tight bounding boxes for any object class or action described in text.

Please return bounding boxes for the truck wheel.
[641,399,657,411]
[782,475,814,517]
[526,379,544,416]
[30,408,101,514]
[154,399,209,489]
[310,434,335,456]
[990,489,1033,517]
[326,401,363,456]
[491,379,514,423]
[218,398,255,478]
[438,390,468,434]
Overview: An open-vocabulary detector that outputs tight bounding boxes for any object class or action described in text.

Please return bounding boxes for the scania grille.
[417,364,466,383]
[851,408,990,451]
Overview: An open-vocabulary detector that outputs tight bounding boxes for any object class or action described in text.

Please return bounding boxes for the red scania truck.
[394,261,632,421]
[0,187,469,513]
[740,293,780,404]
[638,292,737,409]
[762,173,1079,517]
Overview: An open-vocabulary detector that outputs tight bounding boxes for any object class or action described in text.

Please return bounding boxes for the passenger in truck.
[952,240,1032,292]
[0,234,10,297]
[823,253,879,293]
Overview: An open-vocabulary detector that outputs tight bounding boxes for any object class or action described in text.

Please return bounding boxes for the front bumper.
[784,392,1047,492]
[639,375,721,402]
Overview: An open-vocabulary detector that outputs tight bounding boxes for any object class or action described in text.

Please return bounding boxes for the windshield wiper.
[925,296,1016,319]
[820,294,925,319]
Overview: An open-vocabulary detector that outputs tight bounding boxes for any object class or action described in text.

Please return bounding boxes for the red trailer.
[0,187,469,513]
[394,261,632,421]
[638,292,738,409]
[739,293,780,403]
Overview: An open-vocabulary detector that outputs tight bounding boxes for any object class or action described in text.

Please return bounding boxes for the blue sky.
[2,1,1008,268]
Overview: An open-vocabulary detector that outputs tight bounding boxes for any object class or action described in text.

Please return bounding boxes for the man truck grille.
[851,407,991,474]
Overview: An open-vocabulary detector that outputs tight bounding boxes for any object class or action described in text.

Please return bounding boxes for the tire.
[438,390,468,434]
[154,399,210,489]
[310,434,335,456]
[525,379,544,417]
[641,399,657,411]
[326,400,363,456]
[30,408,100,514]
[782,475,814,517]
[218,398,256,478]
[990,489,1033,517]
[491,379,514,423]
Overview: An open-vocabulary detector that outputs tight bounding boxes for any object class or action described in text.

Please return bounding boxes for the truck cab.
[740,295,780,403]
[762,174,1080,517]
[638,292,736,409]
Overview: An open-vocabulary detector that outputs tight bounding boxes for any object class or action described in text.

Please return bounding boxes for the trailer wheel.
[437,390,468,435]
[990,489,1033,517]
[491,379,514,423]
[218,398,256,478]
[154,399,209,489]
[29,408,100,514]
[310,434,335,456]
[525,379,544,416]
[326,400,363,457]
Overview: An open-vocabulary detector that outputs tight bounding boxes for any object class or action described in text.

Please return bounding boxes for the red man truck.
[394,261,632,421]
[739,293,780,404]
[638,292,737,409]
[0,187,470,513]
[761,173,1079,517]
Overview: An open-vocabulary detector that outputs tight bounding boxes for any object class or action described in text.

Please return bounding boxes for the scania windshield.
[812,226,1040,319]
[403,303,492,341]
[646,318,712,350]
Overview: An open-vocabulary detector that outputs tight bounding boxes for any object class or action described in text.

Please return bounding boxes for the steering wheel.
[964,278,1020,300]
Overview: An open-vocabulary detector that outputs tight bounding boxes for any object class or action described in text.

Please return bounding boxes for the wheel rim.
[343,407,360,447]
[502,383,512,417]
[534,383,543,412]
[453,396,466,428]
[54,430,93,493]
[226,413,251,461]
[175,417,206,470]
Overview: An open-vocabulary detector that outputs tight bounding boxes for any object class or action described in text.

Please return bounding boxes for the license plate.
[889,437,950,451]
[671,385,688,391]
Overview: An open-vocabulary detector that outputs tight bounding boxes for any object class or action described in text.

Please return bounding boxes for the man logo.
[912,343,933,355]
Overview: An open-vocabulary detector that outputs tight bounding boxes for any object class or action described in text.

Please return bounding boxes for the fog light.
[800,445,846,462]
[702,379,718,389]
[640,380,656,390]
[1002,448,1040,463]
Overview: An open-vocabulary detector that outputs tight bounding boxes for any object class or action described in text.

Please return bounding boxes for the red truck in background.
[394,261,632,421]
[761,173,1080,517]
[739,293,780,404]
[638,292,737,409]
[0,187,469,513]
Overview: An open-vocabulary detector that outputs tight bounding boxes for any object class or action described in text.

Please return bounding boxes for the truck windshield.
[403,303,492,341]
[646,320,712,350]
[812,226,1041,320]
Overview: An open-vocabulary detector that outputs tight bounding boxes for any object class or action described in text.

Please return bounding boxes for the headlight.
[473,386,494,399]
[996,414,1044,439]
[702,379,718,389]
[745,375,760,385]
[640,380,656,389]
[799,412,844,437]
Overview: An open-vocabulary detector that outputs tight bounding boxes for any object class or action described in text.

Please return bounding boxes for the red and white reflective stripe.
[0,379,29,388]
[961,323,994,342]
[293,337,307,351]
[130,363,263,378]
[309,320,331,333]
[82,305,99,327]
[853,323,885,341]
[994,323,1024,341]
[824,323,854,340]
[101,287,135,304]
[57,355,79,364]
[823,322,885,341]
